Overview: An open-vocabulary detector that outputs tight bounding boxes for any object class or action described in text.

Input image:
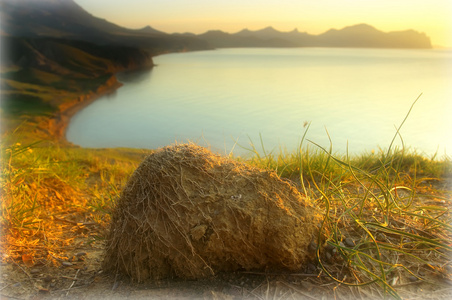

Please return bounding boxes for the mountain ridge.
[1,0,432,50]
[0,0,212,53]
[189,23,431,49]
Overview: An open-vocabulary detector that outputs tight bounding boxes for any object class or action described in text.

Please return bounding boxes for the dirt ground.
[1,238,452,300]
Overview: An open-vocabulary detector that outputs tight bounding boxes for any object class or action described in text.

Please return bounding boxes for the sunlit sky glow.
[74,0,452,47]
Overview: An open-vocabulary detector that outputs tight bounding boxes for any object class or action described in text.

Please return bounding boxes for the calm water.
[67,48,452,157]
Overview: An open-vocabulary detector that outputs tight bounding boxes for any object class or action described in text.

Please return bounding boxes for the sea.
[66,47,452,157]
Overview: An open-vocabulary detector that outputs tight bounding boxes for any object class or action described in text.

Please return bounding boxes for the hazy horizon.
[74,0,452,48]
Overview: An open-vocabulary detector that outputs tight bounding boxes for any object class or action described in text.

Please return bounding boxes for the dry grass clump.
[1,142,87,264]
[103,143,322,282]
[0,139,140,268]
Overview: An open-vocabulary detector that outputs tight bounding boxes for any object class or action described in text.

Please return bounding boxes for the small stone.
[62,261,73,267]
[306,263,316,274]
[344,238,355,247]
[324,243,335,252]
[325,252,332,262]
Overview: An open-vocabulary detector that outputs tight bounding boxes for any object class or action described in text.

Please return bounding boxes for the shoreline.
[38,75,124,145]
[51,64,157,145]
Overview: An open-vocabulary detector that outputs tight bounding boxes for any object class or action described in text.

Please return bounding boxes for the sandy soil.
[1,241,451,300]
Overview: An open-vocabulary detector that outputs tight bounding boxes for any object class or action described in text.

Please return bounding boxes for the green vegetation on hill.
[0,94,56,117]
[0,36,155,140]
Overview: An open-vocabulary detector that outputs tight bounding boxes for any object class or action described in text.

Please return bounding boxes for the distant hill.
[316,24,431,48]
[196,29,296,48]
[0,0,211,54]
[1,36,154,78]
[0,36,155,116]
[1,0,204,120]
[190,24,432,49]
[0,0,432,51]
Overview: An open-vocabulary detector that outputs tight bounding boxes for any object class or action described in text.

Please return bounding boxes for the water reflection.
[67,48,452,157]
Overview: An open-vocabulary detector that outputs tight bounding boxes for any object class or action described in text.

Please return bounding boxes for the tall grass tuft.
[243,96,451,299]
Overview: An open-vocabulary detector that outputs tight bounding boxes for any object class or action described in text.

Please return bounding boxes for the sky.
[74,0,452,47]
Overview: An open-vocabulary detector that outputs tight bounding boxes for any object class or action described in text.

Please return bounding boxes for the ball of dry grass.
[103,144,321,282]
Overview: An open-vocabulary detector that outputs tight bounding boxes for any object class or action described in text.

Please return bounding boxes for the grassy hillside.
[0,36,154,143]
